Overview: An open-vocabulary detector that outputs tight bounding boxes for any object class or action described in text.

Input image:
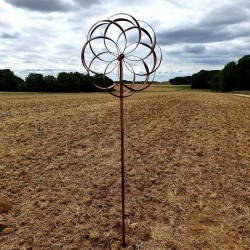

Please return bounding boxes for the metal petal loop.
[81,13,162,98]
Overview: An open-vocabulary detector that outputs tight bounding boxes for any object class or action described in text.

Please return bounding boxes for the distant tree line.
[169,55,250,92]
[169,76,191,85]
[191,70,220,89]
[0,70,114,92]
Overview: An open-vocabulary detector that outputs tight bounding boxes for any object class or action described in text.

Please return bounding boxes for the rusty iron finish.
[119,58,126,247]
[81,13,162,248]
[81,13,162,98]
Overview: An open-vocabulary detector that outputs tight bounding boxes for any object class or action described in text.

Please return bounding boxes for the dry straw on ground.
[0,89,249,249]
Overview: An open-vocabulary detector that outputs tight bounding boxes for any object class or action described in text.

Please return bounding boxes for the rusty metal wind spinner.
[81,13,162,248]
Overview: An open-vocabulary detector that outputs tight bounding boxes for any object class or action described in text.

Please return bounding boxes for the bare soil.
[0,91,249,249]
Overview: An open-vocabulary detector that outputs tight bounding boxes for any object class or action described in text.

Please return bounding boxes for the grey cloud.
[239,0,250,9]
[158,22,250,45]
[158,3,250,46]
[5,0,74,12]
[20,68,65,72]
[57,44,77,50]
[0,21,12,29]
[183,45,206,53]
[192,57,231,66]
[14,69,63,80]
[73,0,102,6]
[21,54,45,63]
[165,0,187,8]
[208,44,250,58]
[201,4,249,26]
[159,28,228,45]
[0,31,19,39]
[167,45,206,56]
[167,42,248,69]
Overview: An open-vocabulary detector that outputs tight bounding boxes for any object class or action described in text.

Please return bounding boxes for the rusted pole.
[119,54,126,247]
[81,14,162,247]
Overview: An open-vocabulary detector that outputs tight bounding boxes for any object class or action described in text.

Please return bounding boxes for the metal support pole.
[119,55,126,247]
[81,14,162,249]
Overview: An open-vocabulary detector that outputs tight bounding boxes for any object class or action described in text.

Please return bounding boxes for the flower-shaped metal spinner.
[81,14,162,248]
[81,13,162,98]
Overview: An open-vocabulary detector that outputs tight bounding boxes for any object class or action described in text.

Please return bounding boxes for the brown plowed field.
[0,90,249,249]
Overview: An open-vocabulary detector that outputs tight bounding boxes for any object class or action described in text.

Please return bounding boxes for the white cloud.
[0,0,250,81]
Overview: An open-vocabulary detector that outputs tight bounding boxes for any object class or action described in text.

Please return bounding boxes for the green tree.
[43,75,57,92]
[0,69,24,91]
[57,72,80,92]
[93,74,114,90]
[24,73,44,91]
[73,72,94,92]
[219,62,239,92]
[191,70,219,89]
[169,76,191,85]
[237,55,250,90]
[209,71,221,91]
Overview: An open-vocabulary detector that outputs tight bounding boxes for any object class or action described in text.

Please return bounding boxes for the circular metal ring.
[81,13,162,98]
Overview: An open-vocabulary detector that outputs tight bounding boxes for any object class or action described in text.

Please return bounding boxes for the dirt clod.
[1,227,14,235]
[0,198,12,213]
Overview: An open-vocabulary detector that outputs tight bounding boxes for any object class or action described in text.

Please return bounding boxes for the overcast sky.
[0,0,250,81]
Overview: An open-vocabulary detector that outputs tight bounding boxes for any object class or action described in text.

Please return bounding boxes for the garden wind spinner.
[81,13,162,248]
